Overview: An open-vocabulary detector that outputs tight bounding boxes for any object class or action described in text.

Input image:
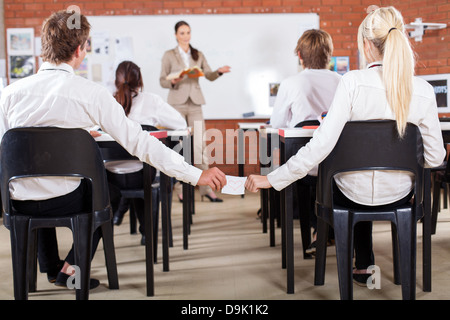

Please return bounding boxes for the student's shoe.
[353,273,371,287]
[352,269,372,287]
[54,272,100,289]
[305,241,316,255]
[47,260,64,283]
[201,194,223,202]
[113,197,130,225]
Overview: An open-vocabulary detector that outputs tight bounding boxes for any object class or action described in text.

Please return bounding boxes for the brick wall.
[3,0,449,74]
[3,0,449,174]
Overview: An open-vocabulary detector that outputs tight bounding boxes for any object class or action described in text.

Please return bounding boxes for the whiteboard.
[86,13,319,119]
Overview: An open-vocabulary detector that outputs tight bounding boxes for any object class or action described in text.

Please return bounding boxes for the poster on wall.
[6,28,35,83]
[329,56,350,75]
[9,55,35,79]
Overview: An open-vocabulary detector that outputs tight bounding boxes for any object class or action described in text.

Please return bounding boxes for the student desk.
[258,127,280,246]
[166,129,195,250]
[237,122,267,176]
[238,122,267,199]
[422,121,450,291]
[278,127,316,294]
[95,130,170,296]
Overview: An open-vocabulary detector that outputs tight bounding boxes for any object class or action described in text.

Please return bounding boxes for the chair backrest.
[295,120,320,128]
[0,127,111,215]
[316,120,424,210]
[141,124,158,131]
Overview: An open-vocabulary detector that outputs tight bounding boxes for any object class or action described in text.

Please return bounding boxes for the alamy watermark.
[66,265,81,289]
[366,265,381,289]
[66,5,81,30]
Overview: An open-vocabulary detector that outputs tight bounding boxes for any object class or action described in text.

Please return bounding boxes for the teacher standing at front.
[160,20,231,203]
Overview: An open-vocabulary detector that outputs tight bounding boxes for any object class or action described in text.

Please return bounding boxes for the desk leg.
[261,188,268,234]
[143,164,154,296]
[298,183,312,259]
[160,173,170,272]
[285,184,294,294]
[280,188,286,269]
[423,168,431,292]
[182,182,189,250]
[238,129,245,198]
[269,188,276,247]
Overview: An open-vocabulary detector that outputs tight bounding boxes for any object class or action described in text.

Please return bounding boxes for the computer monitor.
[419,73,450,113]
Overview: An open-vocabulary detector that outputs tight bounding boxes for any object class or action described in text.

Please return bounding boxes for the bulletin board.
[86,13,320,119]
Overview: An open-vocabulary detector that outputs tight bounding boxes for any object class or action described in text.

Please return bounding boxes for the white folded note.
[221,175,247,195]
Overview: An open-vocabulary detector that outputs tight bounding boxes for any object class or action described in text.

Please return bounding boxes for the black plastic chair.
[0,127,119,300]
[313,120,425,300]
[430,162,448,234]
[99,124,173,264]
[98,136,159,261]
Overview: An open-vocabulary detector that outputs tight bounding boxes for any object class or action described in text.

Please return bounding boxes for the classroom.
[0,0,449,306]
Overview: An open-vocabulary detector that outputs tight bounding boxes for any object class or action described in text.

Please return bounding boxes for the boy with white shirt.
[270,29,341,129]
[0,10,226,290]
[270,29,341,254]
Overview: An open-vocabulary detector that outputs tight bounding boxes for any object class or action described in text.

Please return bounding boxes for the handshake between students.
[197,170,273,193]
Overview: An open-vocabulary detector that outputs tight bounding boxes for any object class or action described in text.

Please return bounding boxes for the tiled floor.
[0,190,449,301]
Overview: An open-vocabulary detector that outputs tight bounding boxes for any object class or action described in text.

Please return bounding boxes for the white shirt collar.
[367,61,383,69]
[38,62,75,74]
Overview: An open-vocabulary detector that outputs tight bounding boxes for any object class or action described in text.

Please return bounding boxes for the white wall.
[87,13,319,119]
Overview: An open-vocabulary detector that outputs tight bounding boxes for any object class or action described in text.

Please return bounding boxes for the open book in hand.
[166,66,205,80]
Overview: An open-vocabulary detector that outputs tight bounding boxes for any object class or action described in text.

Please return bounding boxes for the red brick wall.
[3,0,449,174]
[3,0,449,74]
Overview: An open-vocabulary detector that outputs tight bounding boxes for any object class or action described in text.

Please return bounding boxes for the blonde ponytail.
[358,7,415,137]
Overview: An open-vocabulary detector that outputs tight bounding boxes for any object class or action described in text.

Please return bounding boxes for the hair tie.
[388,27,397,34]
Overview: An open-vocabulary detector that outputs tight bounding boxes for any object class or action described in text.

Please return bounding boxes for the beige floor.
[0,190,449,300]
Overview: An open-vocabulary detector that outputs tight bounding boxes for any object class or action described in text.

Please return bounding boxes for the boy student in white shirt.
[107,60,188,243]
[270,29,341,254]
[269,29,341,129]
[246,6,445,285]
[0,11,226,289]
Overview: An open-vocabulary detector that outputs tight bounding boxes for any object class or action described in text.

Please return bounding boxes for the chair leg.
[129,203,138,235]
[298,184,312,259]
[10,215,31,300]
[332,210,353,300]
[314,217,329,286]
[27,229,38,292]
[431,178,441,235]
[395,209,417,300]
[72,214,93,300]
[101,222,119,289]
[152,187,159,264]
[391,222,401,285]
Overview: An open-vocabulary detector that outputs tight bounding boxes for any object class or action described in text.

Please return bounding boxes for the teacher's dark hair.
[175,20,199,61]
[114,61,143,116]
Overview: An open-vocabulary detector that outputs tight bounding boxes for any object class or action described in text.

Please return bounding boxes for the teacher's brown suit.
[160,47,222,196]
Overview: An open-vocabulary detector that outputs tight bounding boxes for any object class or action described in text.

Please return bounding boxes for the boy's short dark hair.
[295,29,333,69]
[41,10,91,64]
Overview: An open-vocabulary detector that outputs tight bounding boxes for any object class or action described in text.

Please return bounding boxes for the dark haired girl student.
[107,61,187,242]
[245,6,446,285]
[160,20,231,203]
